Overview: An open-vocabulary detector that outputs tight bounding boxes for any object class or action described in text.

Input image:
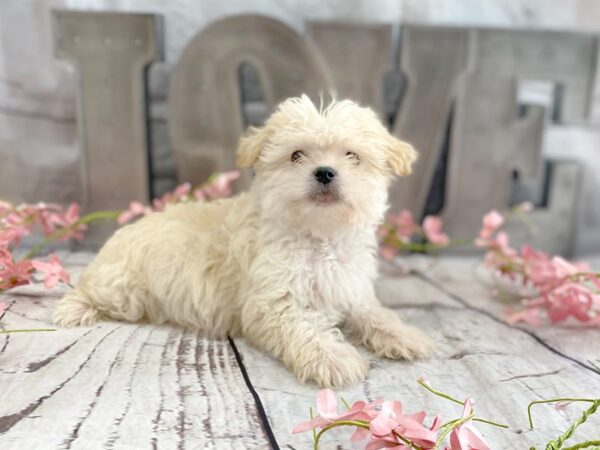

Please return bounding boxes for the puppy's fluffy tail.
[54,288,103,327]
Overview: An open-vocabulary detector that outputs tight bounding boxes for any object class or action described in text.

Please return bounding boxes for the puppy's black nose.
[314,167,336,185]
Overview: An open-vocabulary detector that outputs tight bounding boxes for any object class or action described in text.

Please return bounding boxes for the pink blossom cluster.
[1,201,76,296]
[378,210,450,260]
[476,210,600,326]
[117,171,240,225]
[293,382,493,449]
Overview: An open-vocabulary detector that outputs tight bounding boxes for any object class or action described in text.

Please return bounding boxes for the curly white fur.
[54,95,433,388]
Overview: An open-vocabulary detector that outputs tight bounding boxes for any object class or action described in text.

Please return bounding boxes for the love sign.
[52,11,598,254]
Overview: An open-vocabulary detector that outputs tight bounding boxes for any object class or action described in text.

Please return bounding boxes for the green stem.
[312,420,368,450]
[512,208,538,234]
[418,378,463,405]
[435,411,475,448]
[545,401,600,450]
[23,210,121,260]
[418,378,509,429]
[473,417,510,429]
[0,328,56,334]
[562,441,600,450]
[312,420,422,450]
[340,397,351,410]
[386,234,474,254]
[528,398,597,429]
[309,406,317,443]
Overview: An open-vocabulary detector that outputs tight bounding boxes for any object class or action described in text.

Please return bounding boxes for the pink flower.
[544,283,597,323]
[551,256,589,278]
[555,401,573,411]
[448,399,491,450]
[389,210,417,242]
[292,389,375,434]
[118,201,153,225]
[422,216,449,246]
[152,182,193,211]
[0,226,28,248]
[515,201,534,212]
[369,400,439,449]
[117,173,239,226]
[173,182,192,199]
[201,171,240,200]
[292,382,503,450]
[478,232,515,259]
[193,189,207,201]
[48,203,87,240]
[0,256,33,290]
[0,200,12,215]
[31,254,70,288]
[478,210,504,240]
[294,390,442,450]
[522,249,587,293]
[379,245,398,261]
[506,307,542,326]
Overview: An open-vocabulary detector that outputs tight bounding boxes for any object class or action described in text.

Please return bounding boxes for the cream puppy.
[54,96,433,388]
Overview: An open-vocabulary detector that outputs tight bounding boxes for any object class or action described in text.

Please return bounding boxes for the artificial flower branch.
[379,205,600,327]
[295,380,599,450]
[528,398,600,450]
[23,209,121,260]
[417,377,509,429]
[294,377,507,449]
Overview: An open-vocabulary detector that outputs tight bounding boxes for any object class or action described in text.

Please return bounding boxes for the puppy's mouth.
[310,186,342,205]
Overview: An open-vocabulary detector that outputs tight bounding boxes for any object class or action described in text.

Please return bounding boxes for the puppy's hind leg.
[54,287,103,328]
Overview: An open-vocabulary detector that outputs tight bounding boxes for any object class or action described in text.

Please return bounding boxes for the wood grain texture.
[234,257,600,449]
[2,252,599,449]
[53,11,163,245]
[0,256,271,450]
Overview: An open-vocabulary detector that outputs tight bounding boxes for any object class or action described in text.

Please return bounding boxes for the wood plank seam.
[228,336,280,450]
[415,272,600,376]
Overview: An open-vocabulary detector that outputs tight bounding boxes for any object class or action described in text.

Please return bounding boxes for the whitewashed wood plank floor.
[1,253,599,450]
[0,256,272,450]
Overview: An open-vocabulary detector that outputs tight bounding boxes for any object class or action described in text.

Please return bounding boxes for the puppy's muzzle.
[314,167,337,185]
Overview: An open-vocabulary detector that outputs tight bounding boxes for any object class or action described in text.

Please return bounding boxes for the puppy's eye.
[346,151,360,163]
[291,150,304,163]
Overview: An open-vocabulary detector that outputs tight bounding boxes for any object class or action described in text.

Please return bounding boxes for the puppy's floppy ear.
[236,125,272,168]
[385,135,418,176]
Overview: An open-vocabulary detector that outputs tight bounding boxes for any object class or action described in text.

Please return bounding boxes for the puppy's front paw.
[369,325,434,361]
[296,341,369,389]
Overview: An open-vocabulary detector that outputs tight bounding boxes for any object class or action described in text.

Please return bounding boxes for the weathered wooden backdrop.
[0,6,599,255]
[1,253,599,449]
